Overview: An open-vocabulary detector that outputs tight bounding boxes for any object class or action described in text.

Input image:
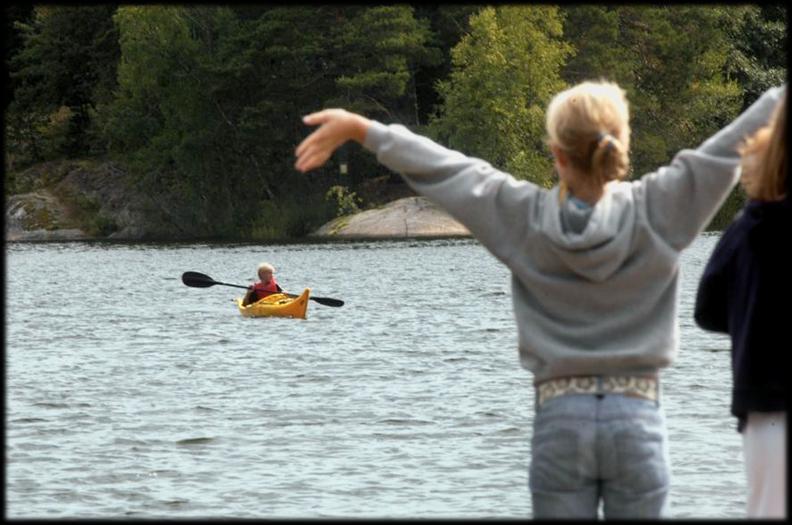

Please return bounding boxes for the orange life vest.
[251,278,282,300]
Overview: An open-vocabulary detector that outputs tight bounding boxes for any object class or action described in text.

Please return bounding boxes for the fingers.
[295,132,332,172]
[294,108,352,172]
[294,127,320,158]
[295,150,330,173]
[294,121,336,172]
[301,109,334,127]
[294,134,323,171]
[295,112,335,158]
[302,108,348,129]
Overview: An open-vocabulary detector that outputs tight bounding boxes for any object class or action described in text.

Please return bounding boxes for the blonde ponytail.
[591,132,629,187]
[546,81,631,191]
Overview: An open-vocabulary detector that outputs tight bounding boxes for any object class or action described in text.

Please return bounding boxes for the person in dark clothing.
[694,93,788,518]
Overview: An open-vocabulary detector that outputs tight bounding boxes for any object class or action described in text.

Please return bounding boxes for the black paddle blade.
[182,271,251,290]
[311,296,344,307]
[284,292,343,307]
[182,271,217,288]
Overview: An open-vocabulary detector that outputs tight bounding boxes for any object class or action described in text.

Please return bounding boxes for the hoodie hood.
[541,182,636,282]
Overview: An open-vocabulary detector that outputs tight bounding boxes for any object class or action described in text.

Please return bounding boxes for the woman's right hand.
[294,109,371,173]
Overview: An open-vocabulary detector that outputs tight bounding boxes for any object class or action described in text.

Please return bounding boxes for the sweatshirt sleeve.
[639,85,786,251]
[362,122,543,263]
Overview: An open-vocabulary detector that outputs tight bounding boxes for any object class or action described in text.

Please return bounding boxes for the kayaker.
[242,262,283,306]
[294,81,786,518]
[695,93,788,518]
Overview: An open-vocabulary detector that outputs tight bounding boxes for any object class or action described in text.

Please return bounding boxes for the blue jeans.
[529,393,670,519]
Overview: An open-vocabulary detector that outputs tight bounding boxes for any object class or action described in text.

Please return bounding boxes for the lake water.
[5,235,745,518]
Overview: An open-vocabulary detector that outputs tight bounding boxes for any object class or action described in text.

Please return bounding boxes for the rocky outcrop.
[6,161,470,242]
[52,161,178,240]
[6,190,91,241]
[6,160,184,241]
[311,196,470,239]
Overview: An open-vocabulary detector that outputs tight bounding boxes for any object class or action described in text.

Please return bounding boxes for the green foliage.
[412,5,484,124]
[561,6,745,179]
[719,4,787,110]
[430,6,571,186]
[37,106,75,159]
[330,6,441,122]
[561,6,635,86]
[622,7,743,177]
[99,6,348,235]
[6,5,119,164]
[325,185,362,217]
[249,200,289,240]
[91,5,445,236]
[5,4,785,237]
[249,193,336,240]
[99,6,257,234]
[4,5,34,114]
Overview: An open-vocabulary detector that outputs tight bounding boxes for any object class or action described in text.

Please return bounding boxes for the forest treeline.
[4,5,787,238]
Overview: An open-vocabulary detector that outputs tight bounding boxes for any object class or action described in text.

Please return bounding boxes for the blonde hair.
[546,80,631,191]
[257,262,275,274]
[738,94,787,201]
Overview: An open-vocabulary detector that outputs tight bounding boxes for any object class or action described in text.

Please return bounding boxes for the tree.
[97,6,345,236]
[719,4,787,110]
[327,6,441,125]
[3,5,34,112]
[618,6,743,177]
[560,5,635,87]
[96,6,234,234]
[430,6,572,186]
[412,5,483,125]
[559,6,744,178]
[207,5,342,230]
[7,5,119,162]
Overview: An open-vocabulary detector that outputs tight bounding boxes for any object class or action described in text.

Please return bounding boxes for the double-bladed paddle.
[181,271,344,307]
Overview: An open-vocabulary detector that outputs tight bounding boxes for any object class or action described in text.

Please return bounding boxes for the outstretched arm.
[294,108,543,265]
[294,109,371,173]
[640,85,786,251]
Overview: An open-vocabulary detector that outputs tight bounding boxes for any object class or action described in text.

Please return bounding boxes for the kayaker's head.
[257,262,275,284]
[545,80,631,202]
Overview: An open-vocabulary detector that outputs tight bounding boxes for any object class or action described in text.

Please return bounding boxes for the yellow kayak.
[235,288,310,319]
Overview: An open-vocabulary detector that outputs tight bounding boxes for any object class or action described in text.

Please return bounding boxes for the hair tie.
[597,132,615,151]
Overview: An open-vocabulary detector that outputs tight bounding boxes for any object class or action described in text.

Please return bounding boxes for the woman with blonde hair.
[695,93,788,518]
[294,80,785,518]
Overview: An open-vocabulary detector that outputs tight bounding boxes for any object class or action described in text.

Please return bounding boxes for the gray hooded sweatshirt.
[362,85,785,384]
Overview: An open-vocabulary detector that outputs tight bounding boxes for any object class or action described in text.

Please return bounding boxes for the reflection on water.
[5,235,742,518]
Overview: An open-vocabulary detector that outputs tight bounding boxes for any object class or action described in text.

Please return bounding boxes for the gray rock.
[5,161,185,241]
[5,190,91,241]
[311,196,470,239]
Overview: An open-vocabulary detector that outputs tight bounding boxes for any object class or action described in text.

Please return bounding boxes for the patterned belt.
[535,375,659,407]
